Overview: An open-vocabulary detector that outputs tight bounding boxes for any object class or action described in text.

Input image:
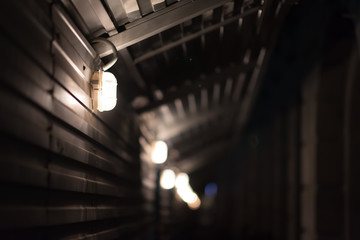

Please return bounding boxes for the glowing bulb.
[175,172,189,189]
[160,169,176,189]
[175,172,201,210]
[177,186,197,203]
[188,197,201,210]
[151,141,168,164]
[98,71,117,112]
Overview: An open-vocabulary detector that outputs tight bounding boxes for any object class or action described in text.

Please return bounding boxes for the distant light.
[151,141,168,164]
[175,172,189,189]
[177,185,197,204]
[177,186,201,210]
[205,182,218,197]
[160,169,176,190]
[188,197,201,210]
[98,71,117,112]
[175,172,201,210]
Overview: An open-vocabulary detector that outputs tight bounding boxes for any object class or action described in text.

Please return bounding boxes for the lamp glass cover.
[98,72,117,112]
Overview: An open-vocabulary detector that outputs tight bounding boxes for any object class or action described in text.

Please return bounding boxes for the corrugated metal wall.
[0,1,151,239]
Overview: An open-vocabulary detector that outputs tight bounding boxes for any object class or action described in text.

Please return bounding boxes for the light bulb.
[188,197,201,210]
[160,169,176,189]
[176,186,197,204]
[175,172,189,189]
[151,141,168,164]
[175,172,201,210]
[98,71,117,112]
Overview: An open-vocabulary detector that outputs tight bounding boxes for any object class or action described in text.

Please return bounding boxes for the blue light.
[205,182,218,197]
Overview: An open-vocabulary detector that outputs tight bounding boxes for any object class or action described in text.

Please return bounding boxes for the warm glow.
[160,169,176,189]
[176,185,197,203]
[175,172,189,189]
[188,197,201,210]
[151,141,168,164]
[98,72,117,112]
[175,172,201,209]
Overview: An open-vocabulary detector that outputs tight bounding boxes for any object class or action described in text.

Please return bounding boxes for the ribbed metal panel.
[0,1,150,238]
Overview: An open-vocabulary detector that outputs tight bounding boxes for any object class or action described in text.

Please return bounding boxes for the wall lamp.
[91,38,118,112]
[151,140,168,164]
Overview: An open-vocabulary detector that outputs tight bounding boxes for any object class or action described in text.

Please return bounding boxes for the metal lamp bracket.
[90,38,118,111]
[92,38,118,71]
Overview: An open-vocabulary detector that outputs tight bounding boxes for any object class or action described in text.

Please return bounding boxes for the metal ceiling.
[62,0,293,174]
